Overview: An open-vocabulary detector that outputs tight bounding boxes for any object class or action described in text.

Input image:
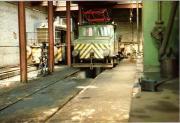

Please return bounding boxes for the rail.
[0,68,80,112]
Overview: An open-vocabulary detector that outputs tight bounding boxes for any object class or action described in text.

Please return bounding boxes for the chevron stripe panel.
[74,43,109,59]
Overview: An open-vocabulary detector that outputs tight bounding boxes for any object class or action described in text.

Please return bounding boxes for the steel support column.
[66,1,71,66]
[48,1,54,73]
[136,1,140,52]
[78,5,82,25]
[18,2,27,83]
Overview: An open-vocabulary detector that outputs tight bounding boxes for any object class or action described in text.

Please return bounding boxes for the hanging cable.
[130,0,134,42]
[136,0,140,52]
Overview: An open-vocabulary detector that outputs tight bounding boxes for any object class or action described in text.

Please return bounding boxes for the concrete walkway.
[48,61,137,123]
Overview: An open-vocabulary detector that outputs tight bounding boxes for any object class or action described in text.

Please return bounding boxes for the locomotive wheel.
[95,67,102,76]
[104,56,109,63]
[73,55,80,63]
[110,58,114,67]
[113,57,118,66]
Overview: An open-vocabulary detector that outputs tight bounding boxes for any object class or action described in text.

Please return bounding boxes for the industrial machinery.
[27,21,66,65]
[72,9,119,68]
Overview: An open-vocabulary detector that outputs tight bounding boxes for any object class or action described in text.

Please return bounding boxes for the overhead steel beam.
[18,2,27,83]
[48,1,54,73]
[66,1,71,66]
[113,3,142,9]
[56,6,78,11]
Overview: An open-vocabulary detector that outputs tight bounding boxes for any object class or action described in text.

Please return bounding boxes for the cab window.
[97,25,113,37]
[82,27,93,36]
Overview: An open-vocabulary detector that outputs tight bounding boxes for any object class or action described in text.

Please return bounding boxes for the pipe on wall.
[158,1,162,22]
[159,1,178,59]
[136,1,140,52]
[150,1,164,48]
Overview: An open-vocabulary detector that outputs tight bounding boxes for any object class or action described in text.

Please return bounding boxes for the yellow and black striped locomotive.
[72,24,119,68]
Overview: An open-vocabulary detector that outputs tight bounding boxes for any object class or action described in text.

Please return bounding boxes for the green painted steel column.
[143,1,178,72]
[143,1,160,72]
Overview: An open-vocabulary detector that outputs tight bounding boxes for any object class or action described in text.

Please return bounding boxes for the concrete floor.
[129,77,179,122]
[0,59,179,123]
[47,61,137,123]
[129,56,179,122]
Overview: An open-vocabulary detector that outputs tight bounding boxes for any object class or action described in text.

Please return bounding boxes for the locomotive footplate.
[72,63,113,68]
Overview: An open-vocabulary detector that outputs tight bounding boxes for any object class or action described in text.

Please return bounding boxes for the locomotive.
[26,21,66,65]
[72,9,119,68]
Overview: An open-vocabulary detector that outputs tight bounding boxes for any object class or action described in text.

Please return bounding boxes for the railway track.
[0,65,37,80]
[0,68,93,122]
[0,68,80,110]
[43,83,85,122]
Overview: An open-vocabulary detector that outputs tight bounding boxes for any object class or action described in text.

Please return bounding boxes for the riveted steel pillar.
[48,1,54,73]
[66,1,71,66]
[18,2,27,83]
